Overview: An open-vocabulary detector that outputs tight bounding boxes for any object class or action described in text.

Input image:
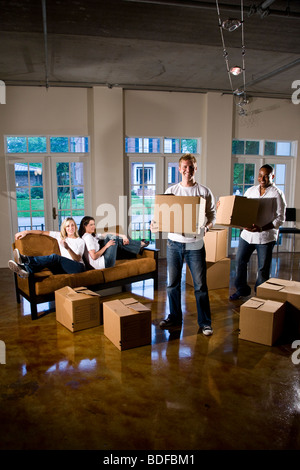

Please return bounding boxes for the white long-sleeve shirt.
[164,182,216,244]
[241,183,286,244]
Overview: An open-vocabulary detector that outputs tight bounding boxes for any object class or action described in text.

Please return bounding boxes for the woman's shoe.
[139,240,150,254]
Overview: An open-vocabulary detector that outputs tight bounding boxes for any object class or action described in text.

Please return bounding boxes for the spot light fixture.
[222,18,241,32]
[216,0,249,117]
[230,66,243,76]
[233,88,244,96]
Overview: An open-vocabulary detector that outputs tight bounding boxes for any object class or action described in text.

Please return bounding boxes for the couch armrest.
[140,247,160,260]
[13,233,60,257]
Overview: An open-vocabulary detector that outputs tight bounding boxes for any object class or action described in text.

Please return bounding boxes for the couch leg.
[30,303,38,320]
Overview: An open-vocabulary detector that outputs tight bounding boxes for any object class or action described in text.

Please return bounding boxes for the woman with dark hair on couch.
[8,217,86,278]
[78,216,149,270]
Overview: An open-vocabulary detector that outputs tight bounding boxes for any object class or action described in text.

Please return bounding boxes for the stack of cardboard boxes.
[153,194,231,290]
[215,194,300,346]
[186,228,230,290]
[53,195,299,349]
[239,280,300,346]
[55,287,152,351]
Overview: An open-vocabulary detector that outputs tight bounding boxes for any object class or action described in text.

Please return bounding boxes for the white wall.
[0,86,299,267]
[88,87,124,230]
[0,86,89,267]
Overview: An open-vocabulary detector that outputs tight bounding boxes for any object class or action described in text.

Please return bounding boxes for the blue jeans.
[234,237,276,295]
[167,239,211,328]
[103,235,141,268]
[24,254,85,275]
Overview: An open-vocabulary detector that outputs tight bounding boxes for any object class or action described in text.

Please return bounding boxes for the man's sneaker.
[159,316,182,329]
[229,289,251,301]
[202,326,213,336]
[8,260,29,278]
[229,292,242,301]
[13,248,23,265]
[13,248,28,265]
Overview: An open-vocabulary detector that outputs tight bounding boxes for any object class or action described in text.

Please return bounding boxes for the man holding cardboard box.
[230,164,286,301]
[152,154,216,335]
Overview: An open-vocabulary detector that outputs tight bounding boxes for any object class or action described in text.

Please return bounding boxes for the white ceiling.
[0,0,300,98]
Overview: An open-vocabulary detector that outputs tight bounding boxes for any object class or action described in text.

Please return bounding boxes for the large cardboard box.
[186,258,231,290]
[55,286,101,332]
[257,278,300,309]
[103,298,151,351]
[153,194,206,234]
[239,297,286,346]
[216,195,276,229]
[204,228,228,262]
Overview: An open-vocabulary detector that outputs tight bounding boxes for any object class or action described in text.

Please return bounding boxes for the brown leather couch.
[12,234,159,320]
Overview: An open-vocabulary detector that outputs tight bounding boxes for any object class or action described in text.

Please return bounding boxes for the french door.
[7,154,91,237]
[127,155,181,257]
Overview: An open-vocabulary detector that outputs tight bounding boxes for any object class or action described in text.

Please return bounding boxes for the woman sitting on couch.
[8,217,86,278]
[78,216,149,270]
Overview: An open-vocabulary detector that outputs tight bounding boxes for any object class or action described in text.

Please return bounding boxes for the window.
[55,161,85,226]
[233,139,293,158]
[164,138,200,154]
[125,137,160,153]
[125,136,201,154]
[50,136,89,153]
[6,136,47,153]
[6,136,91,234]
[232,140,260,155]
[264,141,291,156]
[233,163,255,195]
[126,136,201,255]
[130,161,157,241]
[14,162,45,231]
[5,135,89,154]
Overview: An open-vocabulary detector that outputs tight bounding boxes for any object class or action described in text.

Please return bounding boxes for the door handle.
[52,207,57,220]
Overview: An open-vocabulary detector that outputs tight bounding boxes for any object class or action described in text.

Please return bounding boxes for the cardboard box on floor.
[153,194,206,235]
[216,195,276,229]
[204,228,228,262]
[257,278,300,310]
[186,258,231,291]
[55,286,101,333]
[239,297,286,346]
[103,298,151,351]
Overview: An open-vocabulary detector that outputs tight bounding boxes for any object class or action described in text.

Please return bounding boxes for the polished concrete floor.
[0,252,300,452]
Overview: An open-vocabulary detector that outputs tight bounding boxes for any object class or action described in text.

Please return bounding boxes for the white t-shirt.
[49,231,85,264]
[82,232,105,269]
[241,183,286,244]
[165,182,216,244]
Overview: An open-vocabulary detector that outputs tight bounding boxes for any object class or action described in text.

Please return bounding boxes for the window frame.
[4,135,90,155]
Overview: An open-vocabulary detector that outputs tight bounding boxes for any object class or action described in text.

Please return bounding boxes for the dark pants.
[102,235,141,268]
[167,239,211,328]
[234,237,276,295]
[24,254,85,275]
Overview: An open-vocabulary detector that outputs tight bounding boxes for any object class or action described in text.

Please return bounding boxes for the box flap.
[120,298,151,312]
[266,278,300,294]
[264,279,288,292]
[244,298,265,309]
[74,287,100,297]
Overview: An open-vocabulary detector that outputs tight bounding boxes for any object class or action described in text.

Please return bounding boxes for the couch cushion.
[103,258,156,283]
